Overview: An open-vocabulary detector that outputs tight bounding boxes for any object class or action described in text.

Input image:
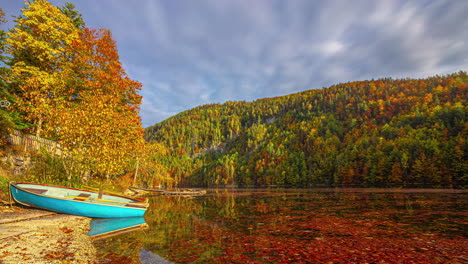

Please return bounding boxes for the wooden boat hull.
[9,182,148,218]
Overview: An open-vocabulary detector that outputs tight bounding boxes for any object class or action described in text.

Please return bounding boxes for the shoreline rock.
[0,206,96,263]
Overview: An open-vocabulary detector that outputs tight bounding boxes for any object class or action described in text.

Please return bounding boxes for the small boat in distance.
[9,182,148,218]
[129,186,207,196]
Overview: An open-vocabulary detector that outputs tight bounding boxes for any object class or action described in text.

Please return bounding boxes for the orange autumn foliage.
[49,27,144,177]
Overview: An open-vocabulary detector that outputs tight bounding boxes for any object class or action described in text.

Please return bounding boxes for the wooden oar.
[83,186,129,197]
[65,195,147,208]
[83,186,148,202]
[83,186,123,196]
[83,186,145,200]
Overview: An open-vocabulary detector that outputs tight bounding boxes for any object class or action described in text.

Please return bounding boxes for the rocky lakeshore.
[0,204,96,263]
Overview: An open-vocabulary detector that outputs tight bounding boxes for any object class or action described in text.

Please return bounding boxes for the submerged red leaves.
[158,192,467,263]
[94,191,467,263]
[170,213,466,263]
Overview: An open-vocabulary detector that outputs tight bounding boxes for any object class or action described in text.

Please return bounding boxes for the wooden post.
[8,185,13,207]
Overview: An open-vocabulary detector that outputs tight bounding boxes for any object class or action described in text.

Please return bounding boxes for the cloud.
[321,41,346,56]
[2,0,467,126]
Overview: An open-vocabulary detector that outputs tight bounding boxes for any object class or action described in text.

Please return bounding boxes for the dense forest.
[145,72,467,188]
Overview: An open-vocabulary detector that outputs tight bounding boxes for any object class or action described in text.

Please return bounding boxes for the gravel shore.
[0,204,96,263]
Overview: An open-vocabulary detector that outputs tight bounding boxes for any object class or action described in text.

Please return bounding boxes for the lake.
[92,188,467,263]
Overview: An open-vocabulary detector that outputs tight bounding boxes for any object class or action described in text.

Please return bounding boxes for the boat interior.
[15,183,147,208]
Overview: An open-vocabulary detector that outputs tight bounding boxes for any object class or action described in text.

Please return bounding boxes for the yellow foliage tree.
[137,142,173,187]
[6,0,79,137]
[6,1,150,183]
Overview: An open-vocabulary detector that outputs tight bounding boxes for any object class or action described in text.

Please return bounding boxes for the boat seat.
[74,193,91,200]
[23,188,47,194]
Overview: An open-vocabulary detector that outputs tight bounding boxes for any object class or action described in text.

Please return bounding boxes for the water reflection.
[88,217,148,240]
[92,189,467,263]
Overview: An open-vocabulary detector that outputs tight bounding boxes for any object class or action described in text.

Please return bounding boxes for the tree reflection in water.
[93,188,467,263]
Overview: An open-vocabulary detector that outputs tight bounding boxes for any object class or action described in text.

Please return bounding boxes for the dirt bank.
[0,204,96,263]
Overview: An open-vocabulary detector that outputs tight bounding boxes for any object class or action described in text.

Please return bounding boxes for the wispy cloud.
[2,0,467,127]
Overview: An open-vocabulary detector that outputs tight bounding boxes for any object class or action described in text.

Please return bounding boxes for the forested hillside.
[145,72,467,188]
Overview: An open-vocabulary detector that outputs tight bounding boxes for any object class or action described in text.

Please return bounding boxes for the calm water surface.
[93,188,467,263]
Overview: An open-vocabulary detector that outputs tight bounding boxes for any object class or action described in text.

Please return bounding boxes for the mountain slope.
[145,72,467,187]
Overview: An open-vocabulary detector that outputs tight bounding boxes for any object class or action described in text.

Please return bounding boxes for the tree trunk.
[133,158,140,186]
[35,117,43,137]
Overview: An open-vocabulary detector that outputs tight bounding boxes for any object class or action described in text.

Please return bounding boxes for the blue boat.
[9,182,148,218]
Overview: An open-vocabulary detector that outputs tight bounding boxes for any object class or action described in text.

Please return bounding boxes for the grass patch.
[0,176,9,198]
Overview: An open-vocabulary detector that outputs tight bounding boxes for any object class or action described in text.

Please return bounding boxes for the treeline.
[0,1,166,185]
[145,72,467,188]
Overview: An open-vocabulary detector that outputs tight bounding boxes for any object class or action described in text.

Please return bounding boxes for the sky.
[1,0,467,127]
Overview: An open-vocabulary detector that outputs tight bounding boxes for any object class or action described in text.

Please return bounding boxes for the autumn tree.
[49,27,144,179]
[6,1,145,181]
[6,0,79,137]
[137,142,173,187]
